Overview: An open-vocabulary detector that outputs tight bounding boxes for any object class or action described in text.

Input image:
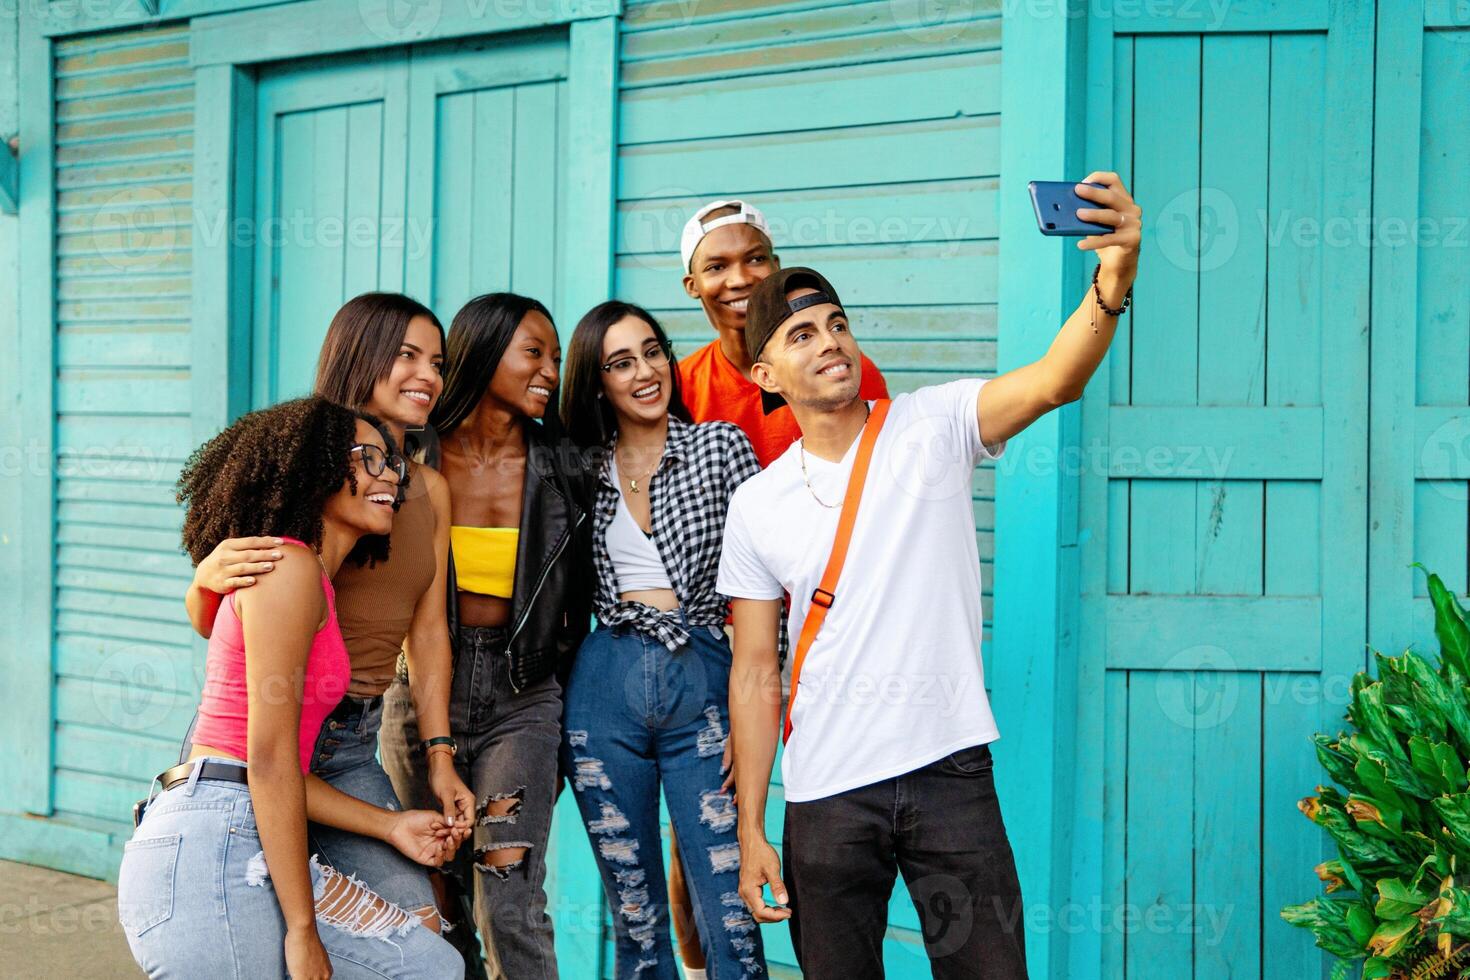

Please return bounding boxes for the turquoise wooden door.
[251,51,410,406]
[1075,2,1376,977]
[250,32,568,407]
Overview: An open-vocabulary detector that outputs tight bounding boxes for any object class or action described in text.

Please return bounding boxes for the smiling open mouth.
[528,385,552,398]
[818,362,851,378]
[402,390,431,406]
[632,382,661,402]
[367,492,395,507]
[722,298,748,313]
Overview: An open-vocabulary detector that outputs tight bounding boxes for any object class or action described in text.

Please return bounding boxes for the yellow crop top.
[451,526,518,598]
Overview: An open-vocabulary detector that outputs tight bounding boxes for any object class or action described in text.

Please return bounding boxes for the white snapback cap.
[679,199,773,272]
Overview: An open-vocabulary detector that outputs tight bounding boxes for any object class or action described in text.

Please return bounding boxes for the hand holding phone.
[1029,180,1113,236]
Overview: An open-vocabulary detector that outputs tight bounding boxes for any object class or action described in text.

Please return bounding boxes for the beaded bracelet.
[1090,264,1132,333]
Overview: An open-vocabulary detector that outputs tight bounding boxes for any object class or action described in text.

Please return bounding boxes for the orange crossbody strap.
[783,399,892,744]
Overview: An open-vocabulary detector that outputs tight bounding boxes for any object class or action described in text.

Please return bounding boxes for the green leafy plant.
[1284,566,1470,980]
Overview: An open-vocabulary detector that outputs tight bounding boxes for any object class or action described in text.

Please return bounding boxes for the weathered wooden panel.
[48,23,196,839]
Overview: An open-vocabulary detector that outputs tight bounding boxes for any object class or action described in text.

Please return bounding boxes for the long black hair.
[314,292,444,410]
[177,397,398,567]
[431,292,566,441]
[561,301,692,448]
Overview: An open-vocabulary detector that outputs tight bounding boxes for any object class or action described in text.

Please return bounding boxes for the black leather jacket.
[442,422,593,694]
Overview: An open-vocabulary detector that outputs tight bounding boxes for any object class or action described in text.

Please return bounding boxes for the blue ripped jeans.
[117,757,463,979]
[561,621,765,979]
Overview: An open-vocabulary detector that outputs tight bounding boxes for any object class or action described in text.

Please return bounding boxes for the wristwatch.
[422,736,458,757]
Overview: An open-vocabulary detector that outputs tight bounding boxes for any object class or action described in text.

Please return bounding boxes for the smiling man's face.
[683,219,779,335]
[751,286,862,413]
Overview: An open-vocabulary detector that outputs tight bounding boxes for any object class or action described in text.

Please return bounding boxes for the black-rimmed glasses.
[601,344,670,382]
[351,444,407,482]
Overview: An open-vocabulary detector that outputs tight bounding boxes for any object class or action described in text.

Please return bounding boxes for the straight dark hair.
[561,301,692,449]
[431,292,566,442]
[313,292,444,410]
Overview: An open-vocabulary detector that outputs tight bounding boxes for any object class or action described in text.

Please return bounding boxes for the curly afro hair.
[176,396,397,568]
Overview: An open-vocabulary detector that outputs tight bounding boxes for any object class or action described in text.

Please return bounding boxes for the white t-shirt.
[717,378,1006,803]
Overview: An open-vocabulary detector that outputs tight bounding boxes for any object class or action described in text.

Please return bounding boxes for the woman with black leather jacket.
[379,292,593,980]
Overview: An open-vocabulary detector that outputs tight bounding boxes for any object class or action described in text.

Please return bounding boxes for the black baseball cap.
[745,267,846,414]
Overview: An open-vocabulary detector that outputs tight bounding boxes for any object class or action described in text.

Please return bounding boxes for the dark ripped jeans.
[381,625,562,980]
[782,744,1028,980]
[561,620,765,979]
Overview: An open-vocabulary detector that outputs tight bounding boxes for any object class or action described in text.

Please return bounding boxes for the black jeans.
[782,744,1027,979]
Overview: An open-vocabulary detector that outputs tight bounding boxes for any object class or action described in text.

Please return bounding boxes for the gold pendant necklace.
[618,441,663,494]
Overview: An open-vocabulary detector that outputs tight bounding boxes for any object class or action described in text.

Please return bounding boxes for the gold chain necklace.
[617,441,664,494]
[799,404,870,509]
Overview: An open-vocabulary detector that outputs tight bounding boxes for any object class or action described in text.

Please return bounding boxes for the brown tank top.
[334,470,438,697]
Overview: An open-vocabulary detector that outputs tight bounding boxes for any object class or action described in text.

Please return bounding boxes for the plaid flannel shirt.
[592,417,761,651]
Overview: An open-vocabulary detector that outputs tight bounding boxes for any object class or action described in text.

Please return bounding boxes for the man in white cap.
[677,199,889,467]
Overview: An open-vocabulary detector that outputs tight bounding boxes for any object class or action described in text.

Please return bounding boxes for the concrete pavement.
[0,860,136,978]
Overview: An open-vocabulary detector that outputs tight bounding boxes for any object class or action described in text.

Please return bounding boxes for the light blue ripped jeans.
[117,757,464,979]
[561,621,766,979]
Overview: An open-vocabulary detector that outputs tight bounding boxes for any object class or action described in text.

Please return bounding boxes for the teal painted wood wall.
[4,2,1470,978]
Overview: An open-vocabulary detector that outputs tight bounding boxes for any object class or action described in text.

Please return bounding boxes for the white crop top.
[607,457,674,593]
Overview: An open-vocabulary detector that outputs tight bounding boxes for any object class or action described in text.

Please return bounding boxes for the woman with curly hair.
[183,294,478,952]
[378,292,593,980]
[118,397,463,979]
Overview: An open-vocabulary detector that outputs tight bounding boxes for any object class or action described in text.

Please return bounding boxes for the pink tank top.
[191,539,351,772]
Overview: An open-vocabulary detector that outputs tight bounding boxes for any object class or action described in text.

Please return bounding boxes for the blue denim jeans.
[179,697,437,916]
[561,621,766,979]
[117,757,464,979]
[309,695,438,915]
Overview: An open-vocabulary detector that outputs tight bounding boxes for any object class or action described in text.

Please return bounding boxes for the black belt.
[158,759,249,792]
[134,760,248,828]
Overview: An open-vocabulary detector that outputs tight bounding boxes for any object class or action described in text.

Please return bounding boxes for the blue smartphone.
[1028,181,1112,236]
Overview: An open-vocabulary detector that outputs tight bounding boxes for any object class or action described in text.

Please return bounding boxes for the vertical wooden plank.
[11,5,56,815]
[192,64,254,446]
[1265,33,1325,410]
[995,0,1089,975]
[1264,481,1320,596]
[1193,674,1262,980]
[430,90,474,314]
[550,19,618,974]
[1367,0,1423,658]
[378,55,408,293]
[558,16,617,338]
[1198,34,1267,410]
[1081,21,1129,979]
[1415,482,1467,597]
[1262,674,1331,977]
[1101,670,1128,976]
[512,82,559,308]
[469,87,513,299]
[1131,35,1200,409]
[251,80,281,409]
[1415,32,1470,407]
[342,101,383,299]
[1195,480,1264,597]
[1125,672,1195,977]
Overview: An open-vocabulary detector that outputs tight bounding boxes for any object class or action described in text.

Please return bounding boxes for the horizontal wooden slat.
[55,675,198,747]
[619,240,996,309]
[1108,406,1324,479]
[1106,595,1323,671]
[618,115,999,198]
[657,303,997,343]
[55,633,199,697]
[623,8,998,87]
[1111,0,1329,34]
[620,50,999,144]
[618,178,997,255]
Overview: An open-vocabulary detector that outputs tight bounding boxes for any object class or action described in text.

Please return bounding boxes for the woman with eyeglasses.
[120,397,463,979]
[558,301,767,979]
[377,292,593,980]
[182,294,476,946]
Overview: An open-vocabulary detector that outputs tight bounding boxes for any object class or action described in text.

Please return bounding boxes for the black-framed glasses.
[601,344,670,381]
[351,443,407,482]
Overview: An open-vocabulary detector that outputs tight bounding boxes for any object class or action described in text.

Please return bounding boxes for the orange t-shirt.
[678,340,891,468]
